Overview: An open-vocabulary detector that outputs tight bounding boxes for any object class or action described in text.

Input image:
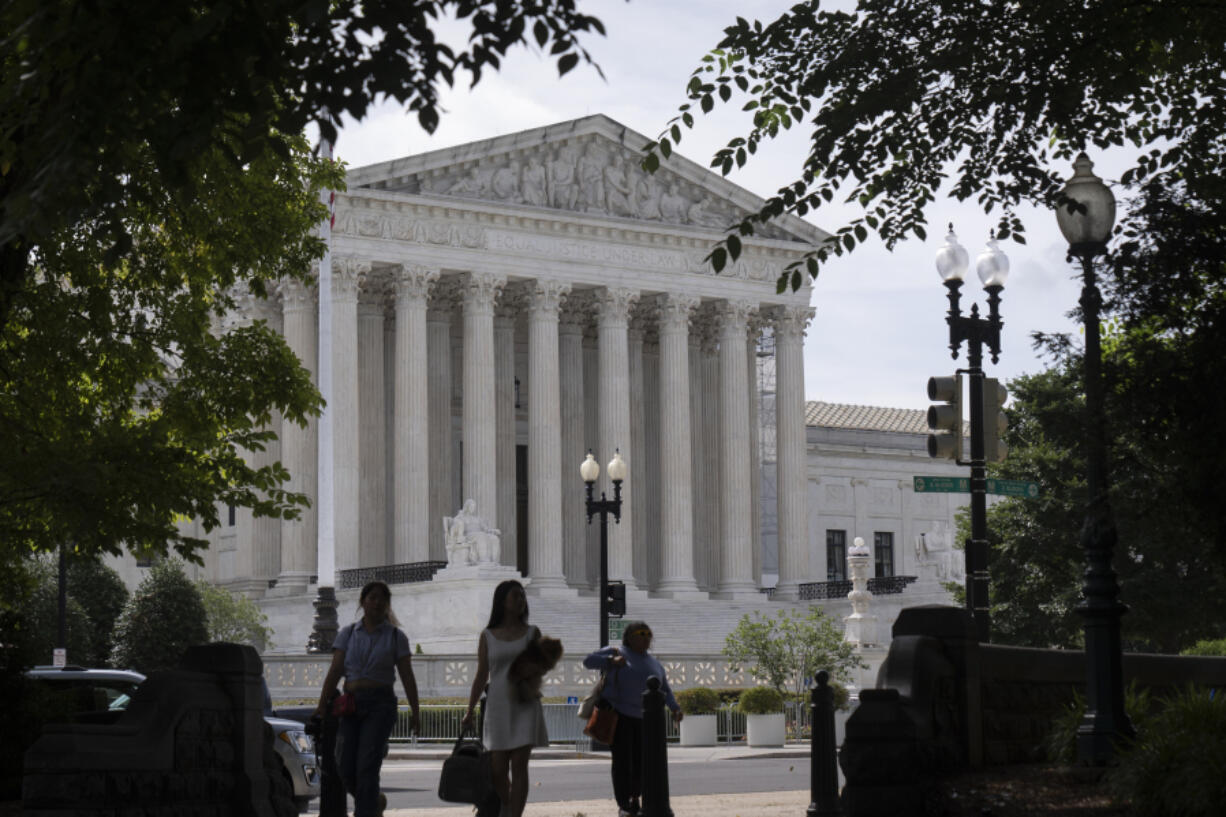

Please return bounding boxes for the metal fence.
[391,701,815,744]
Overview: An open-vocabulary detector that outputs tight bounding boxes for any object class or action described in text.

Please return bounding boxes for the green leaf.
[557,53,579,76]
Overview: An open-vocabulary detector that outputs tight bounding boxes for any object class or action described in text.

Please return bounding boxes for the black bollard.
[807,670,843,817]
[317,693,347,817]
[640,675,674,817]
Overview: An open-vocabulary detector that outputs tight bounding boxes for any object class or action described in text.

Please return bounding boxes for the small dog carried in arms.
[507,634,564,702]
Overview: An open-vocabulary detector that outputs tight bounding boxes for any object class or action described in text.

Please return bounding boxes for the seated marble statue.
[443,499,502,567]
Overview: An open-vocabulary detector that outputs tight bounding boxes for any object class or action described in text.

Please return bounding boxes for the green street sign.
[986,478,1041,498]
[913,476,970,493]
[607,618,627,642]
[914,476,1040,498]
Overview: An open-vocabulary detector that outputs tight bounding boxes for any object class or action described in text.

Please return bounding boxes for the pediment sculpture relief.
[406,136,791,240]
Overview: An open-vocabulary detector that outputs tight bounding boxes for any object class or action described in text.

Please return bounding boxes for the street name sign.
[913,476,1040,498]
[607,618,627,643]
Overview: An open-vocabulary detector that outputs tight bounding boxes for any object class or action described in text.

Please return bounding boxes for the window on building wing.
[826,529,847,581]
[874,531,895,578]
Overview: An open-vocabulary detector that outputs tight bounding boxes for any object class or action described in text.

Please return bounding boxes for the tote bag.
[437,729,492,805]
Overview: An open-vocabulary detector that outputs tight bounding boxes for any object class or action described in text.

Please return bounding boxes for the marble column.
[688,331,708,589]
[595,287,638,583]
[333,258,366,573]
[643,334,662,588]
[277,277,317,594]
[559,296,589,587]
[700,322,722,591]
[747,320,763,586]
[774,305,815,599]
[715,300,757,598]
[358,279,388,568]
[656,293,703,597]
[628,317,647,590]
[527,279,571,592]
[495,301,519,568]
[248,290,284,592]
[392,265,437,564]
[582,331,601,587]
[426,286,457,562]
[461,272,505,528]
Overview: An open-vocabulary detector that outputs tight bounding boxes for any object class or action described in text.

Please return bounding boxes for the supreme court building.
[116,115,966,666]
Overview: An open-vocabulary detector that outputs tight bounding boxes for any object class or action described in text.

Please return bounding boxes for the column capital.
[772,304,816,340]
[277,277,316,312]
[528,279,571,318]
[358,274,388,312]
[332,257,369,304]
[427,276,463,321]
[391,264,439,306]
[560,289,595,334]
[715,299,757,336]
[461,271,506,315]
[594,286,639,328]
[656,293,700,333]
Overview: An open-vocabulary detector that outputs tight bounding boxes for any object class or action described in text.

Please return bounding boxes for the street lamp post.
[935,226,1010,643]
[1055,153,1135,764]
[581,449,626,647]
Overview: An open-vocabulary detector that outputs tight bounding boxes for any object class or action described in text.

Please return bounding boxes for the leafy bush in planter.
[789,678,851,712]
[738,685,784,715]
[676,686,721,715]
[1107,686,1226,817]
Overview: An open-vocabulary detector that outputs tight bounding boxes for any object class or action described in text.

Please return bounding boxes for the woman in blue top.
[315,581,420,817]
[583,620,681,817]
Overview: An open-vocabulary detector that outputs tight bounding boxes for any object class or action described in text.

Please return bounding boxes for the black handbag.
[437,728,492,805]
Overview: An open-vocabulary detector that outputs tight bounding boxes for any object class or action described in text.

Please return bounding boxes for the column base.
[711,582,762,601]
[268,571,312,598]
[222,577,270,600]
[651,579,708,600]
[771,581,802,601]
[526,577,578,598]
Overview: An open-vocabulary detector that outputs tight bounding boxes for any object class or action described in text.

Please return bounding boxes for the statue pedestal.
[412,564,525,653]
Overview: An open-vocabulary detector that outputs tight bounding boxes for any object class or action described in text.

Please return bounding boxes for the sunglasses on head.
[629,629,652,638]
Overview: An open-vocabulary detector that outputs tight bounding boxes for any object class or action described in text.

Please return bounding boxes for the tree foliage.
[722,607,865,701]
[196,580,275,652]
[647,0,1226,286]
[110,559,209,674]
[66,556,130,667]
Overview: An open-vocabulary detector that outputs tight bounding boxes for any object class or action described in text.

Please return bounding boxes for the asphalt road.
[306,755,811,811]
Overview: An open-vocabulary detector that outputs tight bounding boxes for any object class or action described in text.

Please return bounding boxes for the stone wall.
[23,643,296,817]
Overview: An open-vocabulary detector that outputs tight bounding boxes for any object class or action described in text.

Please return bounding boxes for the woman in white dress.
[461,580,549,817]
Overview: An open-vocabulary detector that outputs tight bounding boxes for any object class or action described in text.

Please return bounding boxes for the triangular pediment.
[346,115,826,246]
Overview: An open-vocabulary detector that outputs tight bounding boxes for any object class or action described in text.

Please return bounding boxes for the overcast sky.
[328,0,1106,411]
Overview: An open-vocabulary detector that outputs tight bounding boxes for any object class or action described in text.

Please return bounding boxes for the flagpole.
[308,134,339,653]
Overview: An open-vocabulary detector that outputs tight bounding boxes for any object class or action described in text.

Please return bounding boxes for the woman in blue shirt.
[583,620,681,817]
[315,581,420,817]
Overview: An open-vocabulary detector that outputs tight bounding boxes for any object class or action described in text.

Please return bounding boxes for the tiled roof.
[805,401,929,434]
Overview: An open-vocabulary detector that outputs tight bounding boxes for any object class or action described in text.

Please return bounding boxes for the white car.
[26,666,319,812]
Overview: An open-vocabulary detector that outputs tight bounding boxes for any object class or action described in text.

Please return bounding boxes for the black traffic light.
[606,580,626,617]
[983,378,1008,463]
[927,374,963,460]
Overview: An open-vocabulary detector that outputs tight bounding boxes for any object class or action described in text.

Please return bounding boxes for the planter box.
[746,712,786,747]
[679,713,717,746]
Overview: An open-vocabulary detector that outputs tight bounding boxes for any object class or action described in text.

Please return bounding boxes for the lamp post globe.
[1056,153,1116,256]
[580,450,600,483]
[936,225,970,283]
[975,235,1010,288]
[606,449,628,483]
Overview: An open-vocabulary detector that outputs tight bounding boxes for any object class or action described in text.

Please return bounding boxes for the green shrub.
[67,556,129,666]
[710,687,745,707]
[1107,686,1226,817]
[1044,681,1154,765]
[676,686,721,715]
[789,679,851,712]
[196,580,273,650]
[738,685,784,715]
[111,559,209,674]
[1180,637,1226,657]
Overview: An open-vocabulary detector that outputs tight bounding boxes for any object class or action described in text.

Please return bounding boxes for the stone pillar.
[277,278,317,594]
[688,330,708,590]
[583,331,600,587]
[747,319,763,587]
[527,280,571,592]
[495,302,519,568]
[461,272,505,526]
[628,316,647,590]
[358,278,388,568]
[655,294,703,597]
[595,287,638,583]
[642,334,662,589]
[716,300,757,598]
[392,265,437,564]
[774,305,815,599]
[332,258,366,573]
[247,291,283,592]
[559,297,588,587]
[700,322,722,591]
[427,286,456,562]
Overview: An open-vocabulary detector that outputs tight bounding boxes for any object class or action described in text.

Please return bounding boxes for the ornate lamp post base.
[306,585,339,653]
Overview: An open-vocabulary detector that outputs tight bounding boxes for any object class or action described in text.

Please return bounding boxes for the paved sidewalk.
[386,789,810,817]
[385,744,810,762]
